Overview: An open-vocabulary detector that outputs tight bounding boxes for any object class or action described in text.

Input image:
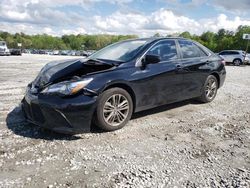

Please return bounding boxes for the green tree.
[1,26,250,52]
[200,31,217,51]
[5,36,15,48]
[153,33,161,37]
[179,31,192,39]
[233,25,250,52]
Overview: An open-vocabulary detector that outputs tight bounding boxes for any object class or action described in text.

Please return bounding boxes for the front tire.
[94,88,133,131]
[198,75,218,103]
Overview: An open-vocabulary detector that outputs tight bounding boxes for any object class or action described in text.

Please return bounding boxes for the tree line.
[0,25,249,52]
[0,33,138,51]
[177,25,250,53]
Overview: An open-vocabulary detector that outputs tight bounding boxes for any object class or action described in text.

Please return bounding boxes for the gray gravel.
[0,54,250,188]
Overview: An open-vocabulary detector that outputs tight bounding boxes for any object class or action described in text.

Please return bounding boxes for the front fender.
[100,80,133,93]
[85,66,136,95]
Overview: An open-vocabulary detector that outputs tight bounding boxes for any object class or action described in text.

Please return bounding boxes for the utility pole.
[243,34,250,65]
[244,40,249,64]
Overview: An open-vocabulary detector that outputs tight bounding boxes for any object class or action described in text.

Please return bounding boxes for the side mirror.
[142,54,161,67]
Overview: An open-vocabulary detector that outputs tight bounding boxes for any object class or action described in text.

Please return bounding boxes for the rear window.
[178,40,207,58]
[230,51,240,55]
[220,51,239,55]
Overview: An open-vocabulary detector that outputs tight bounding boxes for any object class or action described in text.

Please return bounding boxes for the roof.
[221,50,244,52]
[138,37,186,41]
[123,37,189,44]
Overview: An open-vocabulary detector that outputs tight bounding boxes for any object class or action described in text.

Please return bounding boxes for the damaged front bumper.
[22,86,97,134]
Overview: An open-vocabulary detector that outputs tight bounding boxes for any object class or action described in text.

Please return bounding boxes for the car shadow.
[132,99,200,120]
[6,99,200,140]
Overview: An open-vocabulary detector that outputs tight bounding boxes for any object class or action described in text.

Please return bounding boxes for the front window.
[219,51,227,55]
[146,40,178,61]
[89,39,148,62]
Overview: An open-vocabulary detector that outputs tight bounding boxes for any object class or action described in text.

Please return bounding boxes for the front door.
[132,39,185,111]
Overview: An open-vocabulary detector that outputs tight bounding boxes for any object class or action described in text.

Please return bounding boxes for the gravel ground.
[0,54,250,188]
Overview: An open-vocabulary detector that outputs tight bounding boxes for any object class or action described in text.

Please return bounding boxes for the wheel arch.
[103,83,136,112]
[211,72,220,88]
[233,58,242,63]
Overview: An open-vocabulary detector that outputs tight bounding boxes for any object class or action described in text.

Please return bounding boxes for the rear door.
[219,51,233,62]
[230,51,241,62]
[177,40,210,99]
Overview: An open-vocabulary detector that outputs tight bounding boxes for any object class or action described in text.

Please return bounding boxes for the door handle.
[205,60,212,64]
[176,64,182,69]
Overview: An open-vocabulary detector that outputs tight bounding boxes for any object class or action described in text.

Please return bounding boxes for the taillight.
[221,59,226,66]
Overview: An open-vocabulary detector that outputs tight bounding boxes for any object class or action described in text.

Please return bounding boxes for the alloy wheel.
[103,94,130,126]
[205,78,217,100]
[234,59,241,66]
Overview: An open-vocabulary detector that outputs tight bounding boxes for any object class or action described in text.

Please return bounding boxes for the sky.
[0,0,250,37]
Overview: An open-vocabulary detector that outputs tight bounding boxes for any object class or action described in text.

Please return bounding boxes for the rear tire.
[233,59,242,66]
[198,75,218,103]
[94,88,133,131]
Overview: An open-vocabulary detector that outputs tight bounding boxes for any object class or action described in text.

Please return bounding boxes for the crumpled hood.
[33,58,115,89]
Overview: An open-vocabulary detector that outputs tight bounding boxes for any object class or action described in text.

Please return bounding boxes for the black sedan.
[22,37,226,134]
[10,49,22,56]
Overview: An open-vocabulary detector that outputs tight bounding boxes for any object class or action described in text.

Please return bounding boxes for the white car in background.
[0,41,10,56]
[218,50,249,65]
[53,50,60,55]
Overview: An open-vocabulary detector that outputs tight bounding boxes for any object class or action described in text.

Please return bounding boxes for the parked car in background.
[22,49,31,54]
[60,50,69,56]
[38,50,46,54]
[74,50,90,57]
[45,50,53,55]
[10,49,22,56]
[31,49,38,54]
[68,50,76,56]
[0,41,10,55]
[17,48,94,57]
[52,50,59,55]
[218,50,249,65]
[74,51,82,56]
[22,37,226,134]
[81,51,89,57]
[86,50,96,56]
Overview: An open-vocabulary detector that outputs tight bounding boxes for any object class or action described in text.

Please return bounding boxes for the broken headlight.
[41,78,93,96]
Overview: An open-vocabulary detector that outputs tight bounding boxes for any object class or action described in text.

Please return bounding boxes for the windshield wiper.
[85,58,121,66]
[86,58,105,64]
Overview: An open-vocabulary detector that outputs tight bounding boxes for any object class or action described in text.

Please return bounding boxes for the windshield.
[89,39,148,62]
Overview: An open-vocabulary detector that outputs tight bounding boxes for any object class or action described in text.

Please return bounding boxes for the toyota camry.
[22,37,226,134]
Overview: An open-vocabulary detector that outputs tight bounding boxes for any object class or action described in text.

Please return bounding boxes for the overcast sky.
[0,0,250,36]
